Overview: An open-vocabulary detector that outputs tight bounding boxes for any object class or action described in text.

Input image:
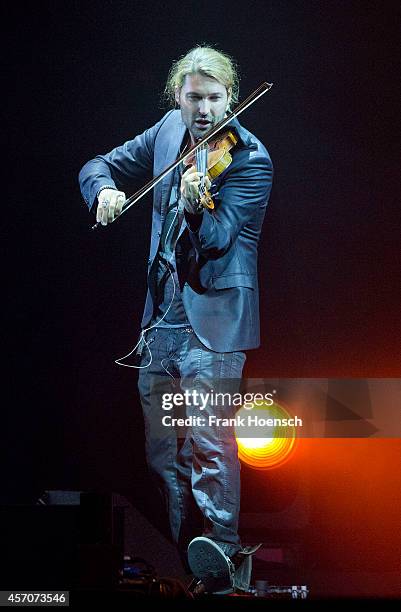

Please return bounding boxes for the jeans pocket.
[231,351,246,377]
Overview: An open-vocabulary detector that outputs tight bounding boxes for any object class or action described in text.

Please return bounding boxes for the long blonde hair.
[164,45,240,111]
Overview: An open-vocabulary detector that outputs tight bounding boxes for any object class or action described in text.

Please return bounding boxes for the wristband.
[97,185,117,199]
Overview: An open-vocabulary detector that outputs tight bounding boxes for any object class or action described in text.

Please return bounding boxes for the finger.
[181,174,202,195]
[115,193,125,216]
[187,174,202,185]
[182,177,201,198]
[183,184,199,201]
[182,165,198,178]
[101,198,109,226]
[188,178,201,192]
[189,184,200,200]
[182,167,204,180]
[108,197,116,223]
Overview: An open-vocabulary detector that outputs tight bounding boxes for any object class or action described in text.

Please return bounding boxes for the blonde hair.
[164,45,240,111]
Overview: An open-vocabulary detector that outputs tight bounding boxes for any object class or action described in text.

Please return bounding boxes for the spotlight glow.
[235,401,298,470]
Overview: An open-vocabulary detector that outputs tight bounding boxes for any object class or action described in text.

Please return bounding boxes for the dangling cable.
[114,204,182,369]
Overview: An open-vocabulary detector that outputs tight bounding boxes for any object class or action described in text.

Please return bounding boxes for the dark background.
[6,0,400,597]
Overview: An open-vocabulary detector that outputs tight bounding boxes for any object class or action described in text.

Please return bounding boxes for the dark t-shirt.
[150,163,190,327]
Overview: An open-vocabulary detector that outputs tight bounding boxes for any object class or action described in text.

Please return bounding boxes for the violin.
[91,82,272,230]
[183,129,238,210]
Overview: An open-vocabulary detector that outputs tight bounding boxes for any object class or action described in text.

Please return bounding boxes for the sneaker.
[230,543,262,593]
[187,577,207,598]
[187,537,235,595]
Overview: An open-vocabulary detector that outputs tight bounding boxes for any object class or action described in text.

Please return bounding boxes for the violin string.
[196,142,207,198]
[102,82,272,226]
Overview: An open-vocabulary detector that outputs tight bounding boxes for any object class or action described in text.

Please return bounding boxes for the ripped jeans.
[138,326,246,563]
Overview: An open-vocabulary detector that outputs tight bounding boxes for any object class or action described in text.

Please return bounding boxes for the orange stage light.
[235,401,298,470]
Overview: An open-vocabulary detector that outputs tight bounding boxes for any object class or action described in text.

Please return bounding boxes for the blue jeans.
[138,326,246,562]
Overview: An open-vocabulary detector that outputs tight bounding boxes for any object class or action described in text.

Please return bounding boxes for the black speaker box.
[0,491,124,590]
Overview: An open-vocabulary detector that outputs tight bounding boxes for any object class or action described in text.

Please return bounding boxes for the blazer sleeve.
[78,111,173,211]
[185,149,273,259]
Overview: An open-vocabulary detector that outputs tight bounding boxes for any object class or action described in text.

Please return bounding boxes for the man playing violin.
[79,45,273,595]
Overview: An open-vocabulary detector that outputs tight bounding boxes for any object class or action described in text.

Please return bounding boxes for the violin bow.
[91,81,273,230]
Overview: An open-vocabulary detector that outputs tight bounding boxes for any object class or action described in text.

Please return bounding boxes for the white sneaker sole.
[187,537,234,594]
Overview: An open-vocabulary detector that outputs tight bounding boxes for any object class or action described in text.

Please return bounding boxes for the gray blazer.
[79,110,273,352]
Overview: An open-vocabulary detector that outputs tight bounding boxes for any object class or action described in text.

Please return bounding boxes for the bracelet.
[97,185,117,199]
